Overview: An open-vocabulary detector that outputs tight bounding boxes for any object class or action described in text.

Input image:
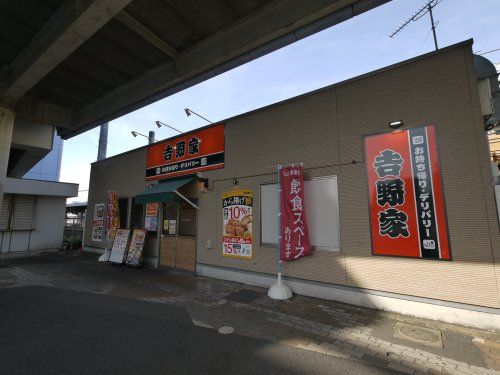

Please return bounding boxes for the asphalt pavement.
[0,285,398,375]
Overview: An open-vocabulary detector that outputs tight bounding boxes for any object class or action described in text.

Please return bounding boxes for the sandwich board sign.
[109,229,131,264]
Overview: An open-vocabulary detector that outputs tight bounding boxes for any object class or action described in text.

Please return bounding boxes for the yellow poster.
[222,189,253,259]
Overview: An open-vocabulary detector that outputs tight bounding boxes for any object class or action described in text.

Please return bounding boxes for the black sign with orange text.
[364,125,451,260]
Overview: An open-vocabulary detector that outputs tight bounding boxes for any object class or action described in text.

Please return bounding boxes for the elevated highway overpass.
[0,0,390,207]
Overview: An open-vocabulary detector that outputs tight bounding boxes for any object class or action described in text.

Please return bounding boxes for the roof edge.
[92,39,474,166]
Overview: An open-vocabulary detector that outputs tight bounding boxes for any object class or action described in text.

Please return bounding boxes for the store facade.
[84,41,500,329]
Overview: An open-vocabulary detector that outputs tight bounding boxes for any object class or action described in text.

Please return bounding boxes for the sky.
[61,0,500,203]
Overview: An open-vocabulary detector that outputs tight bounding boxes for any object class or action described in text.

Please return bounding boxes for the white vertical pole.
[267,164,292,300]
[277,165,283,278]
[156,202,163,269]
[82,208,87,248]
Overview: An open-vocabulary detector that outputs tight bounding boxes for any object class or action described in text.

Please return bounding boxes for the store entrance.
[159,201,197,272]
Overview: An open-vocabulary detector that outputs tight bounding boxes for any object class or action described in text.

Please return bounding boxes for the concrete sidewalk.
[0,251,498,375]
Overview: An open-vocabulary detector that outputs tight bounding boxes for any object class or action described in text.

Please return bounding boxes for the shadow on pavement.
[0,251,497,374]
[0,285,396,375]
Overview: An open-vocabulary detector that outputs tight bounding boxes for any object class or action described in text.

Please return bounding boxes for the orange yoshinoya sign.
[364,125,451,260]
[146,124,224,181]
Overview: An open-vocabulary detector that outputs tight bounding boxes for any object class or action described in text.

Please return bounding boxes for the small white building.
[0,178,78,257]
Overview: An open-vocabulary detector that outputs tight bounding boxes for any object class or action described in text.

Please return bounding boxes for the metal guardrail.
[64,217,84,250]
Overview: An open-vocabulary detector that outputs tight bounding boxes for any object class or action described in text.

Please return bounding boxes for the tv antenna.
[390,0,444,51]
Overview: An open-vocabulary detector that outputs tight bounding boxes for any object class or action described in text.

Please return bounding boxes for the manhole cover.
[225,289,262,303]
[394,322,443,348]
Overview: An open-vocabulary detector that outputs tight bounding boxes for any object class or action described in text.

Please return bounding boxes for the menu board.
[109,229,131,264]
[126,229,147,267]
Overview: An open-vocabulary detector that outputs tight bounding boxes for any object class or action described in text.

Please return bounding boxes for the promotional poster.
[92,203,105,242]
[222,189,253,259]
[145,202,158,231]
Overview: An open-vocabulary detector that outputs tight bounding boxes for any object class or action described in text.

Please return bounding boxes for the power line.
[390,0,445,51]
[478,47,500,56]
[417,27,433,52]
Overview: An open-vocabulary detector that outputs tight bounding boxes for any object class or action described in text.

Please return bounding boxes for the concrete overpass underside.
[0,0,390,204]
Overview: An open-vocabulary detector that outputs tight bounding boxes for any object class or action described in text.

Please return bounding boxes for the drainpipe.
[156,203,163,268]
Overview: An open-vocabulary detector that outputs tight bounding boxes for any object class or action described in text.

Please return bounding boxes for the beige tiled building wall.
[87,41,500,309]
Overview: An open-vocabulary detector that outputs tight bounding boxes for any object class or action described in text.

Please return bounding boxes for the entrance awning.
[135,177,197,208]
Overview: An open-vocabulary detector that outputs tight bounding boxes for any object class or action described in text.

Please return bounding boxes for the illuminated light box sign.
[364,125,451,260]
[146,124,224,181]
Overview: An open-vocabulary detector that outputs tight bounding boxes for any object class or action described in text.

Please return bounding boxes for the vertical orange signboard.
[365,125,451,260]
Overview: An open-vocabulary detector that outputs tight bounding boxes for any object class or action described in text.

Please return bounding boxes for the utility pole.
[390,0,443,52]
[428,3,438,50]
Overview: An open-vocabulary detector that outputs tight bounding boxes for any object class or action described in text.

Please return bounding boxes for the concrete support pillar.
[0,108,14,213]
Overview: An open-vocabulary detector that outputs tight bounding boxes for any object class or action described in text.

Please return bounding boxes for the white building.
[1,178,77,257]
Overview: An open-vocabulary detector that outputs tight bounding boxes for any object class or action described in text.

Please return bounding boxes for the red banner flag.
[280,165,311,261]
[107,191,120,241]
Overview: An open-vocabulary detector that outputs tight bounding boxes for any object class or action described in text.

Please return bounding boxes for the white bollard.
[267,273,293,300]
[98,248,111,262]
